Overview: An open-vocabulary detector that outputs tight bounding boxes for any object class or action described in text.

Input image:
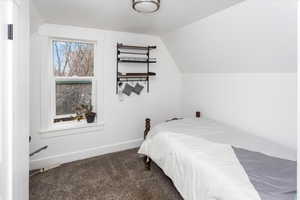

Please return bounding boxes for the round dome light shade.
[133,0,160,13]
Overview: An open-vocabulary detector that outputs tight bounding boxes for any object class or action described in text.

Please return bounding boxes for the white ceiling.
[31,0,244,35]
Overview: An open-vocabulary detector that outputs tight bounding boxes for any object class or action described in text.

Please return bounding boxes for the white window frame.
[39,29,104,137]
[50,38,97,126]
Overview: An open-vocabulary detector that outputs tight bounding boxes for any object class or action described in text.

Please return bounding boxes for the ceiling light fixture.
[132,0,160,14]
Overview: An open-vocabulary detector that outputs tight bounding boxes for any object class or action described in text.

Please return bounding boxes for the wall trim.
[39,122,105,139]
[30,138,143,170]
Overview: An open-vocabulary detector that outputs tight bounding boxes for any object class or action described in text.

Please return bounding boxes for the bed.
[138,113,297,200]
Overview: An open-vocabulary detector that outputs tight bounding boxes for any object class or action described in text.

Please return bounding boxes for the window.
[51,39,96,124]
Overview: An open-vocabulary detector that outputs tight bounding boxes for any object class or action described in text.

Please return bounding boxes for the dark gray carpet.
[30,149,183,200]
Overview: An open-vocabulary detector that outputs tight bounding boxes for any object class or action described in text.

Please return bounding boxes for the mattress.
[138,118,297,200]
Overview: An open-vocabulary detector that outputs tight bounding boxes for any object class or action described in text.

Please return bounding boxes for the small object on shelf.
[116,43,157,94]
[133,83,144,95]
[123,83,134,96]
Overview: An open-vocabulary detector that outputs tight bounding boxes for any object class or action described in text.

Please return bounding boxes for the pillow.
[133,83,144,95]
[122,83,134,96]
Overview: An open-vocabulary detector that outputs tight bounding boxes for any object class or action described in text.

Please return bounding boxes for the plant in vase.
[85,104,96,123]
[74,104,96,123]
[74,104,86,121]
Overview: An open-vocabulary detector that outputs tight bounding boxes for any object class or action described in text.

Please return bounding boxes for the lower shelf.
[116,73,156,93]
[118,72,156,79]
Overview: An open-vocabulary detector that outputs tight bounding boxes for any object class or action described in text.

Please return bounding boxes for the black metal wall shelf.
[116,43,157,94]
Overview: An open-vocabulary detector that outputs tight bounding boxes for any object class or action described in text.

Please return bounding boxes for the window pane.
[53,40,94,77]
[56,81,92,115]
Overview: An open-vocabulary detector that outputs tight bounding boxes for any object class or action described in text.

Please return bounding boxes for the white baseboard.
[30,138,143,170]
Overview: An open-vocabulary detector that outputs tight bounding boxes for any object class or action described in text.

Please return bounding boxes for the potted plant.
[84,104,96,123]
[74,104,96,123]
[74,105,86,121]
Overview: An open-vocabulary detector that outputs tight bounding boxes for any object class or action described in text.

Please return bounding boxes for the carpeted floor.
[30,149,183,200]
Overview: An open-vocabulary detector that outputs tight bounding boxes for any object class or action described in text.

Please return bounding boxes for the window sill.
[39,121,104,138]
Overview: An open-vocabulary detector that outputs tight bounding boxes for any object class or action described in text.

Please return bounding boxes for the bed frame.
[143,111,201,170]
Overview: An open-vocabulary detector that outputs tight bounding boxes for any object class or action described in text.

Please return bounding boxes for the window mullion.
[55,77,94,82]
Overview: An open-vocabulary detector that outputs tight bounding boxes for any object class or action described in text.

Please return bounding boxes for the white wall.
[162,0,297,159]
[30,24,182,169]
[162,0,297,73]
[0,0,29,200]
[13,0,30,199]
[297,0,300,194]
[183,74,297,156]
[0,2,13,199]
[29,0,43,34]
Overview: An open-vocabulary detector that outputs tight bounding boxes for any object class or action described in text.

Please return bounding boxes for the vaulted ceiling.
[31,0,244,35]
[31,0,296,73]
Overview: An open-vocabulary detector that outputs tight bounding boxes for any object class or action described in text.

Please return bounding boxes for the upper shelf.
[117,43,157,51]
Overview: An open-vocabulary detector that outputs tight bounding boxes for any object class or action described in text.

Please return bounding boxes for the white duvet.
[138,119,264,200]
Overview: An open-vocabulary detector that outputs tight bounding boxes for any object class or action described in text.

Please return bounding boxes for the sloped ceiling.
[31,0,244,35]
[162,0,297,73]
[31,0,296,73]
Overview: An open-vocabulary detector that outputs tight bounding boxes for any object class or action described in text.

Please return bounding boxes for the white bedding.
[138,118,295,200]
[144,118,295,160]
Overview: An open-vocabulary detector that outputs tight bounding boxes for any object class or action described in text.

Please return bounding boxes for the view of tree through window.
[53,40,94,76]
[56,81,92,115]
[53,40,95,117]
